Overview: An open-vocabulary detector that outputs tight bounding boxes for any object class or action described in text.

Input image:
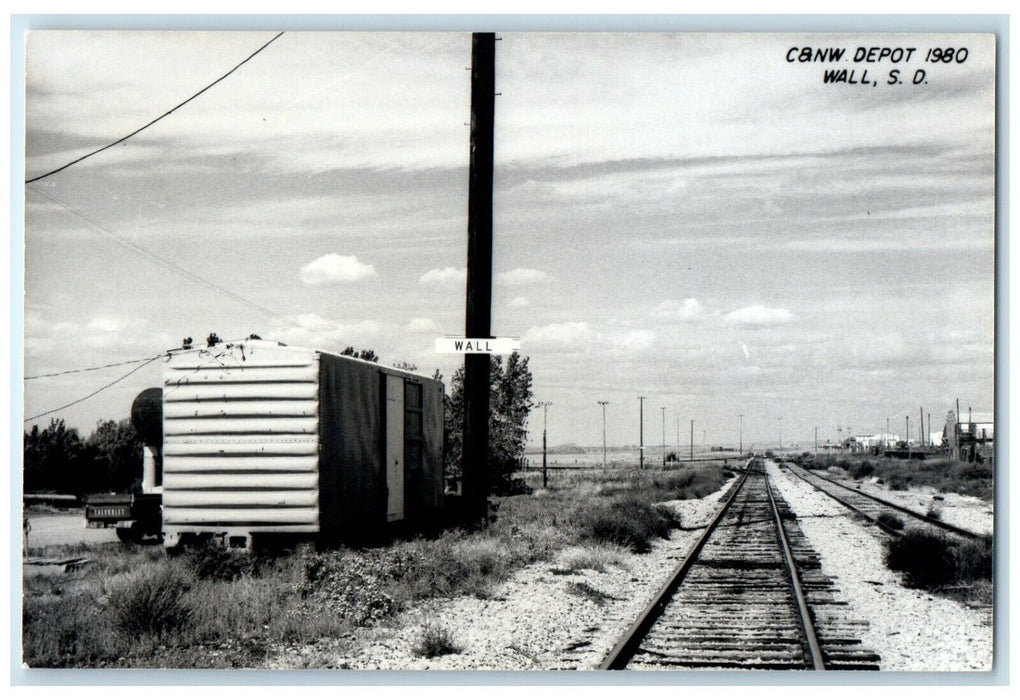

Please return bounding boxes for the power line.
[24,355,164,423]
[28,183,290,323]
[26,31,285,184]
[26,184,340,350]
[25,355,163,380]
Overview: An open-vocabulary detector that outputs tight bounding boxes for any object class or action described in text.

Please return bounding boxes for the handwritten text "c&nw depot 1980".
[785,45,970,87]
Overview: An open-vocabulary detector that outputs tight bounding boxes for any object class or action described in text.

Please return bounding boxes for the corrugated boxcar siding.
[162,347,320,533]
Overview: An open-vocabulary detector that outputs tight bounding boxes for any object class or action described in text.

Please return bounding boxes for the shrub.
[107,563,193,639]
[300,551,398,626]
[885,528,956,588]
[876,512,905,531]
[925,505,943,520]
[182,543,255,582]
[849,460,875,479]
[413,621,460,658]
[573,497,674,553]
[884,528,992,590]
[953,535,993,582]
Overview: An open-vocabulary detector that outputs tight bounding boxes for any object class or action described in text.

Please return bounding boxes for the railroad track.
[780,462,984,540]
[601,465,879,670]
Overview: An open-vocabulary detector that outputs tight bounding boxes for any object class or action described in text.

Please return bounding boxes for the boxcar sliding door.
[384,374,405,522]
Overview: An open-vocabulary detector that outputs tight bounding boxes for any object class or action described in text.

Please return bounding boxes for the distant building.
[854,434,900,450]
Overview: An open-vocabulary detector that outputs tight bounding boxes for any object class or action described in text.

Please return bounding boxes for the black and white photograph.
[18,25,999,675]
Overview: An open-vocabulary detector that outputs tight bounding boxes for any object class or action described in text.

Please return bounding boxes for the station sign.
[435,337,520,354]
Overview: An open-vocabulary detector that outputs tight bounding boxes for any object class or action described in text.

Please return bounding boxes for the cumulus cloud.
[496,268,548,286]
[405,317,439,334]
[522,321,597,352]
[653,298,703,320]
[608,330,655,351]
[509,296,530,308]
[419,267,466,287]
[299,254,376,285]
[25,311,167,357]
[725,305,795,327]
[270,313,390,351]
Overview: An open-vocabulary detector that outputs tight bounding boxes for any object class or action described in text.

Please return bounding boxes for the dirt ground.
[22,509,119,550]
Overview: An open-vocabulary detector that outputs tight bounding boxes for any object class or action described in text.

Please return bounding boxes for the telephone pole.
[738,413,743,455]
[638,396,646,469]
[537,401,551,488]
[905,415,910,458]
[461,32,496,525]
[778,416,782,451]
[598,401,609,470]
[690,419,694,461]
[661,407,667,466]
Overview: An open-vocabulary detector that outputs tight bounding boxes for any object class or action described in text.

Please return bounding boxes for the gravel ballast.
[768,462,993,671]
[269,478,737,670]
[268,466,993,672]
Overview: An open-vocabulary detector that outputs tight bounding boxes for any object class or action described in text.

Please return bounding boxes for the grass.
[815,454,993,501]
[559,544,628,573]
[876,512,905,531]
[23,464,732,668]
[413,620,460,658]
[566,581,616,606]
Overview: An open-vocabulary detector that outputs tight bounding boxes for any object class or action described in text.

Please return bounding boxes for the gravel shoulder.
[268,477,737,670]
[769,463,993,671]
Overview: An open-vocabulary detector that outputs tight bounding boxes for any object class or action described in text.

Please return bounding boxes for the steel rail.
[764,473,826,670]
[784,463,982,540]
[783,465,905,537]
[599,471,750,670]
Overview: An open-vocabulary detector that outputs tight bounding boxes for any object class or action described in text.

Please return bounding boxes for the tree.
[340,346,379,362]
[23,418,89,496]
[86,419,143,494]
[24,417,143,498]
[445,352,533,495]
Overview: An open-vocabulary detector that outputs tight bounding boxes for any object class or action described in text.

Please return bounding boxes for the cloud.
[608,330,655,351]
[509,296,530,308]
[496,268,549,286]
[725,305,795,327]
[25,311,168,358]
[405,317,439,334]
[653,298,703,320]
[522,321,597,352]
[270,313,390,352]
[419,267,466,287]
[299,254,376,285]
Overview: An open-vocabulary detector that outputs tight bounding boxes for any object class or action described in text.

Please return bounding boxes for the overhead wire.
[26,31,285,184]
[25,184,342,351]
[24,355,164,423]
[25,355,164,380]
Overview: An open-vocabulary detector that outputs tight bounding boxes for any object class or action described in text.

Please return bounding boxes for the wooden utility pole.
[690,419,694,461]
[638,396,646,469]
[462,33,496,526]
[537,401,552,489]
[661,407,666,466]
[599,401,609,470]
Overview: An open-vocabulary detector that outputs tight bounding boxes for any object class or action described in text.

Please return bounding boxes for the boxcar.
[157,339,444,548]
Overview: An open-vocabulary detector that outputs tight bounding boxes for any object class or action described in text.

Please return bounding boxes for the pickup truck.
[84,492,162,543]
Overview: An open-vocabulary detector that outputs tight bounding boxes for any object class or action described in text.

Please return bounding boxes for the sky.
[21,31,996,449]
